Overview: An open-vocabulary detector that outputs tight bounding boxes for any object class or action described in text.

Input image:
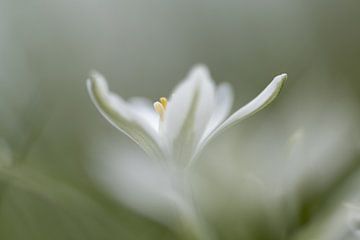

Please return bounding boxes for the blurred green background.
[0,0,360,239]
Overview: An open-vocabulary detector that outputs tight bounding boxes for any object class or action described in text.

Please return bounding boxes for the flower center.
[153,97,167,121]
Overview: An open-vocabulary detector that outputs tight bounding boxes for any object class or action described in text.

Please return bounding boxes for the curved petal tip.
[194,72,288,158]
[87,70,108,93]
[274,73,288,85]
[188,64,211,80]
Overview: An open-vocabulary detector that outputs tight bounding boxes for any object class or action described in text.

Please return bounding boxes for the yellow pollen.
[154,97,167,121]
[154,101,165,121]
[159,97,167,109]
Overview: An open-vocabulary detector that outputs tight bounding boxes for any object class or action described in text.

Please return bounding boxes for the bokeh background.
[0,0,360,239]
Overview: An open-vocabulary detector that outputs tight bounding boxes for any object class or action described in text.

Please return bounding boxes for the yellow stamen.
[154,97,168,121]
[153,101,165,121]
[159,97,167,109]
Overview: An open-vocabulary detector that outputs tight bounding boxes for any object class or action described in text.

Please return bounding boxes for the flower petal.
[127,97,160,132]
[195,73,287,158]
[87,72,165,159]
[164,65,216,165]
[201,82,234,142]
[92,148,185,226]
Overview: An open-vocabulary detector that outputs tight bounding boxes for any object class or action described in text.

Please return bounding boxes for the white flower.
[87,65,287,167]
[87,65,287,239]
